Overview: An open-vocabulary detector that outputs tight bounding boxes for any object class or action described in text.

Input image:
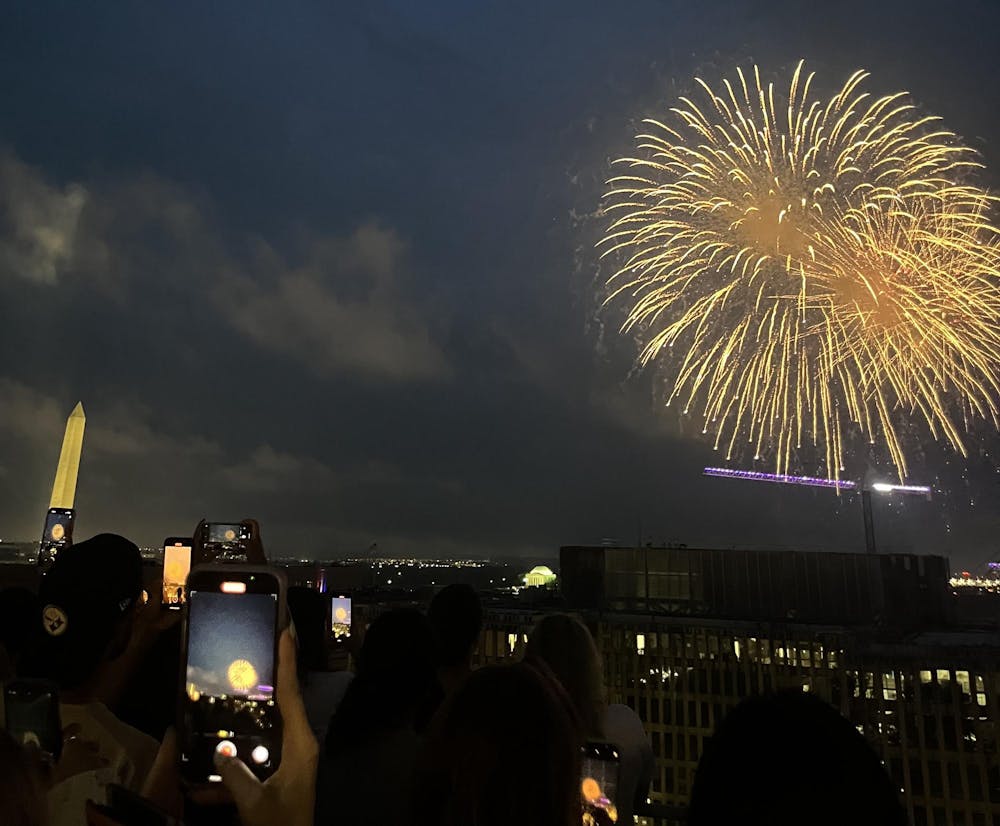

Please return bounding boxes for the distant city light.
[871,482,932,495]
[703,467,857,490]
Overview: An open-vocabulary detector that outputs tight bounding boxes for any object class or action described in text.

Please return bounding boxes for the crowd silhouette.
[0,529,908,825]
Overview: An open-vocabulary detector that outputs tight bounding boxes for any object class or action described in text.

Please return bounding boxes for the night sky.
[187,591,276,696]
[2,1,1000,567]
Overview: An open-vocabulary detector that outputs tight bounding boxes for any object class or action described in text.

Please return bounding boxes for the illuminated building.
[523,565,557,588]
[49,402,86,509]
[552,546,1000,826]
[349,545,997,823]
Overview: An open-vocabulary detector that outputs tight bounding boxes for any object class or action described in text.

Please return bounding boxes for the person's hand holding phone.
[191,518,267,565]
[132,587,182,646]
[91,592,180,707]
[212,630,318,826]
[239,518,267,565]
[51,724,109,786]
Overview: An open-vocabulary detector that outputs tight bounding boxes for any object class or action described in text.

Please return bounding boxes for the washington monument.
[50,402,86,509]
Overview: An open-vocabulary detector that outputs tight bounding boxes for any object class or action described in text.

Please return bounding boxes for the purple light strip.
[703,467,857,490]
[870,482,932,495]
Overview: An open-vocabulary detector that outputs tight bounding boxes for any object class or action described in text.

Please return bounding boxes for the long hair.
[325,609,436,755]
[415,663,581,826]
[524,613,606,739]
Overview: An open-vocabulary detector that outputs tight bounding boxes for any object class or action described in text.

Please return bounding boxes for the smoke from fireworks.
[602,61,1000,481]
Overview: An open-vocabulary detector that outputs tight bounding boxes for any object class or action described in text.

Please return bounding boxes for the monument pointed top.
[50,402,87,509]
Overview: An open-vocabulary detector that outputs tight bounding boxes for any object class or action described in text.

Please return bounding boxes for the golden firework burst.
[602,61,1000,480]
[227,658,258,692]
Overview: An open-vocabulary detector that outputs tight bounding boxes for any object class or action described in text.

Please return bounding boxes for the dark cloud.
[0,153,86,284]
[219,225,451,382]
[1,0,999,566]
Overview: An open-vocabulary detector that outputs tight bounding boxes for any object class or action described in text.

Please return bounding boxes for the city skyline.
[3,1,1000,565]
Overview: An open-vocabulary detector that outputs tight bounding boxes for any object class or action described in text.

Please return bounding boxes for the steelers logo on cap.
[42,604,69,636]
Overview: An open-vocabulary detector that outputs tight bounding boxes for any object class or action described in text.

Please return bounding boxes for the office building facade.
[551,546,1000,826]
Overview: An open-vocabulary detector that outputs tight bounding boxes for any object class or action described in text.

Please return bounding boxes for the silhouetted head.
[428,584,482,668]
[524,613,605,739]
[26,534,143,690]
[325,608,436,754]
[416,663,581,826]
[0,727,47,826]
[689,691,907,826]
[287,586,328,675]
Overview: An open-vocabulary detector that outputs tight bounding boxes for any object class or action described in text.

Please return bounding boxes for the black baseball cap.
[34,534,143,688]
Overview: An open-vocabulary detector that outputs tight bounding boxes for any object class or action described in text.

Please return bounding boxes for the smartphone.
[331,595,352,641]
[4,679,63,762]
[178,565,286,784]
[162,537,193,609]
[201,522,251,563]
[37,507,75,568]
[581,741,620,824]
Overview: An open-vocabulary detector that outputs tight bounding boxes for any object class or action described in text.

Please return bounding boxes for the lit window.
[636,633,646,655]
[920,670,933,684]
[977,693,987,707]
[507,633,517,653]
[733,639,741,660]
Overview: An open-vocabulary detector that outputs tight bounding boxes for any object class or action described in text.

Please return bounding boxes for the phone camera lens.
[215,740,237,759]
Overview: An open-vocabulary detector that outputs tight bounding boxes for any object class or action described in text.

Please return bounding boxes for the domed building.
[523,565,557,588]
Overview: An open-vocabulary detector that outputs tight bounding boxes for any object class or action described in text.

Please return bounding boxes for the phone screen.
[181,577,280,782]
[4,680,63,761]
[162,543,192,608]
[202,523,251,563]
[331,596,352,641]
[38,508,75,567]
[581,743,620,825]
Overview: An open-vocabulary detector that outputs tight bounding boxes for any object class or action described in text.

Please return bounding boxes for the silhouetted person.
[21,534,159,817]
[0,586,38,681]
[525,613,653,823]
[689,691,907,826]
[316,609,437,826]
[427,584,482,697]
[114,620,183,741]
[287,586,352,742]
[414,663,581,826]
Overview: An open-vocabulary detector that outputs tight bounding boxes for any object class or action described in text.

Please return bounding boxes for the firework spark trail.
[602,61,1000,482]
